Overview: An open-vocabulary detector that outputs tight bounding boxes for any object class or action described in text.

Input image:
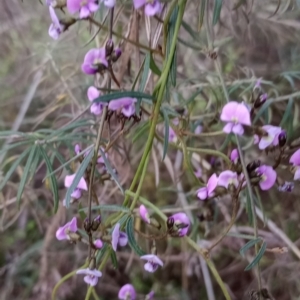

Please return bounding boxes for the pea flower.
[139,205,150,224]
[218,170,239,189]
[169,212,190,237]
[168,126,177,143]
[94,239,103,249]
[111,223,128,251]
[194,124,203,134]
[133,0,162,16]
[146,291,155,300]
[64,173,88,200]
[256,165,277,190]
[108,97,137,117]
[194,167,202,178]
[230,148,239,164]
[56,217,77,240]
[101,0,116,8]
[220,101,251,135]
[67,0,99,18]
[254,125,282,150]
[197,173,218,200]
[289,149,300,180]
[118,284,136,300]
[140,254,163,273]
[76,268,102,286]
[48,6,64,40]
[278,181,294,193]
[81,48,108,75]
[87,86,107,115]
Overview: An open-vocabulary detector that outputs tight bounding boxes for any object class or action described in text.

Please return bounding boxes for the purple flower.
[254,125,282,150]
[278,181,294,193]
[108,97,137,117]
[118,284,136,300]
[48,6,64,40]
[101,0,116,8]
[64,173,88,199]
[139,205,150,224]
[256,165,277,190]
[169,212,190,237]
[196,173,218,200]
[289,149,300,180]
[146,291,155,300]
[194,168,202,178]
[220,101,251,135]
[140,254,163,273]
[76,268,102,286]
[133,0,162,16]
[56,217,77,240]
[218,170,239,189]
[168,126,177,142]
[194,125,203,134]
[94,239,103,249]
[111,223,128,251]
[87,86,107,115]
[230,148,239,164]
[81,48,108,75]
[67,0,99,19]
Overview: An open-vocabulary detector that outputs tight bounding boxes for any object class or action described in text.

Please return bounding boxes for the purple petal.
[140,254,163,266]
[109,97,136,112]
[87,86,100,101]
[75,144,81,155]
[81,63,98,75]
[88,2,99,12]
[55,226,68,240]
[94,239,103,249]
[83,275,98,286]
[257,165,277,190]
[220,102,239,122]
[171,212,190,236]
[235,103,251,125]
[207,173,218,195]
[197,187,208,200]
[230,149,239,164]
[133,0,146,9]
[49,6,60,25]
[218,170,238,189]
[90,103,103,115]
[144,262,157,272]
[223,122,234,134]
[294,168,300,180]
[118,232,128,247]
[290,149,300,166]
[79,6,91,19]
[67,0,81,14]
[68,217,78,232]
[103,0,116,8]
[48,24,60,40]
[122,103,136,117]
[194,125,203,134]
[118,284,136,300]
[71,188,82,199]
[139,205,150,223]
[77,177,88,190]
[232,123,244,135]
[145,0,162,16]
[112,223,120,251]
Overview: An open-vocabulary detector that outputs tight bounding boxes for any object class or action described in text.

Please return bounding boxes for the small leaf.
[96,243,108,264]
[39,146,59,213]
[162,109,170,161]
[110,248,118,269]
[0,147,31,191]
[138,54,150,93]
[125,217,146,256]
[99,148,124,194]
[182,20,199,40]
[16,145,38,207]
[198,0,206,30]
[280,97,293,127]
[240,238,262,256]
[93,91,153,104]
[80,204,130,213]
[65,149,94,208]
[149,54,162,76]
[169,47,177,87]
[244,241,267,271]
[246,189,253,226]
[212,0,223,25]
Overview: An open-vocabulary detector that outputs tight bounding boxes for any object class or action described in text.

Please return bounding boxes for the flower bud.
[93,239,103,249]
[254,93,267,109]
[84,218,92,233]
[166,217,174,230]
[105,39,114,56]
[278,181,294,192]
[278,130,287,148]
[139,205,150,224]
[91,215,101,231]
[230,148,239,165]
[247,160,261,174]
[111,48,122,62]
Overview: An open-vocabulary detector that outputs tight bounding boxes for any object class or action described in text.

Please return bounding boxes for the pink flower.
[289,149,300,180]
[81,48,108,75]
[118,284,136,300]
[111,223,128,251]
[87,86,107,115]
[196,173,218,200]
[254,125,282,150]
[48,6,64,40]
[146,291,155,300]
[108,97,137,117]
[133,0,162,16]
[76,268,102,286]
[220,101,251,135]
[218,170,239,189]
[278,181,294,192]
[168,212,190,237]
[67,0,99,19]
[139,205,150,224]
[256,165,277,190]
[140,254,163,272]
[94,239,103,249]
[64,173,88,201]
[101,0,116,8]
[194,168,202,178]
[74,144,81,155]
[56,217,77,240]
[230,148,239,164]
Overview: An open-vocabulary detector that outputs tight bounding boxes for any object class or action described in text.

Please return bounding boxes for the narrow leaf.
[96,243,108,264]
[138,54,150,93]
[280,97,293,127]
[125,217,146,256]
[78,203,87,220]
[239,238,262,256]
[110,249,118,269]
[213,0,223,25]
[99,148,124,194]
[150,54,161,76]
[253,100,272,124]
[244,241,267,271]
[16,145,38,207]
[80,204,130,213]
[198,0,206,30]
[182,20,199,40]
[93,91,153,104]
[65,149,94,208]
[162,109,170,161]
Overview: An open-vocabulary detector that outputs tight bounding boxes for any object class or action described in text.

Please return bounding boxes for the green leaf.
[65,149,94,208]
[80,204,130,213]
[78,203,87,220]
[162,109,170,161]
[212,0,223,25]
[280,97,293,127]
[138,54,150,93]
[39,146,59,213]
[0,147,32,191]
[150,54,161,76]
[170,47,177,87]
[125,217,146,256]
[93,91,153,104]
[98,148,124,194]
[239,237,262,256]
[244,241,267,271]
[110,248,118,269]
[96,243,108,264]
[0,141,31,155]
[182,20,199,40]
[16,145,38,207]
[245,189,253,226]
[198,0,206,30]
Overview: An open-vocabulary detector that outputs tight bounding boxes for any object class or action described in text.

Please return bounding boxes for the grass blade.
[244,241,267,271]
[212,0,223,26]
[239,237,262,256]
[93,91,153,104]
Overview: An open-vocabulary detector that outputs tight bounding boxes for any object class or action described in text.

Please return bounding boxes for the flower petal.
[290,149,300,166]
[87,86,100,102]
